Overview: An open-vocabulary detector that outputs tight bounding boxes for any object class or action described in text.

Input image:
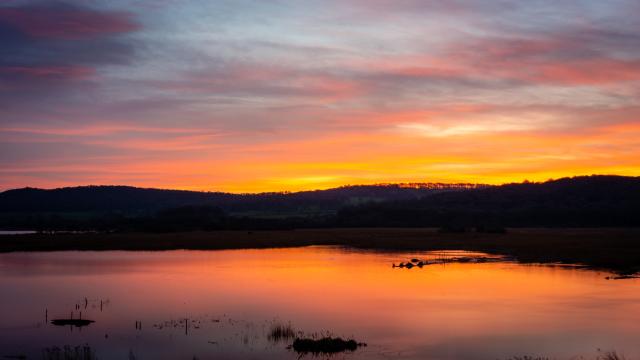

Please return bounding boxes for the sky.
[1,0,640,192]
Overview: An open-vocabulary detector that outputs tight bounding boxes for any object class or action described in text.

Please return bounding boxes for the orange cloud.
[4,116,638,192]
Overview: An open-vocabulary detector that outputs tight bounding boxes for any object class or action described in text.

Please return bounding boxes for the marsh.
[1,246,639,359]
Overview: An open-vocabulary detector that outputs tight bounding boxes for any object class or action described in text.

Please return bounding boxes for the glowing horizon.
[2,1,640,192]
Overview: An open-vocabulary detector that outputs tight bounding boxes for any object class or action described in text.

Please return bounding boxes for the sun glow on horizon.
[1,1,640,191]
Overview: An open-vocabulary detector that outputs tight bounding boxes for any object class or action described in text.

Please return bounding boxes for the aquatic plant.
[507,352,629,360]
[290,336,366,355]
[599,351,627,360]
[42,345,96,360]
[50,319,95,327]
[268,322,297,342]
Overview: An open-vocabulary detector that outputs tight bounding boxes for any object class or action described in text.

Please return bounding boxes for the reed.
[267,322,297,342]
[42,345,96,360]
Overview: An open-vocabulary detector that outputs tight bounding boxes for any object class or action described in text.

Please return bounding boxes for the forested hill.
[337,175,640,227]
[1,176,638,229]
[0,183,480,214]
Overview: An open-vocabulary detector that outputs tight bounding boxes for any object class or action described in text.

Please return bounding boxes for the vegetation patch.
[290,336,366,355]
[268,322,298,342]
[42,345,96,360]
[50,319,95,327]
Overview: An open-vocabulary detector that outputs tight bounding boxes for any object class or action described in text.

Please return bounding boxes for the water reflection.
[0,247,638,359]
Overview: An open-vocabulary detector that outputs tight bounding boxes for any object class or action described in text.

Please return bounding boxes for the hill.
[0,183,479,215]
[0,175,638,230]
[337,175,640,227]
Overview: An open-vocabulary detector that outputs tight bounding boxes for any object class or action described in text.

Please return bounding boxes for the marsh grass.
[291,337,360,355]
[288,331,366,355]
[42,345,96,360]
[268,322,298,342]
[508,352,629,360]
[599,351,627,360]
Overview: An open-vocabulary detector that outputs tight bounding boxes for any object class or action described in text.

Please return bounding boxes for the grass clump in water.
[507,351,628,360]
[267,322,298,342]
[290,335,366,355]
[42,345,96,360]
[599,351,627,360]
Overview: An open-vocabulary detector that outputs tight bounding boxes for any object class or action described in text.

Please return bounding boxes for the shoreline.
[1,228,639,275]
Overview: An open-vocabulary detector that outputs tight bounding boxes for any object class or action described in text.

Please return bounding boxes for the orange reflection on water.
[1,247,639,359]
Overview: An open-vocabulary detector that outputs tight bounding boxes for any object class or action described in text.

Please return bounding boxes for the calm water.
[0,246,638,360]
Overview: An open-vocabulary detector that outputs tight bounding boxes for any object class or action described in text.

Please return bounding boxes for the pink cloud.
[362,33,640,87]
[531,59,640,85]
[156,63,364,102]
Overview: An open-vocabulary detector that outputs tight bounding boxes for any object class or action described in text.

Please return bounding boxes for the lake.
[0,246,638,359]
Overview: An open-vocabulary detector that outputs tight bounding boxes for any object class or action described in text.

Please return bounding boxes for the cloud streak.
[2,0,640,191]
[0,2,138,39]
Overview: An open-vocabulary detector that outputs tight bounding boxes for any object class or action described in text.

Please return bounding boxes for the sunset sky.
[1,0,639,192]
